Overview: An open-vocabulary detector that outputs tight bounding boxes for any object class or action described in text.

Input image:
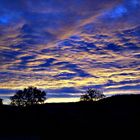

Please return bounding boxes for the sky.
[0,0,140,104]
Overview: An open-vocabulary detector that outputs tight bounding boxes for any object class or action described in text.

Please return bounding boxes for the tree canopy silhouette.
[80,88,105,102]
[10,86,46,106]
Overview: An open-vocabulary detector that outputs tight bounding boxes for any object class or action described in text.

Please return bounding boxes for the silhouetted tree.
[80,88,105,102]
[80,94,90,102]
[10,86,46,106]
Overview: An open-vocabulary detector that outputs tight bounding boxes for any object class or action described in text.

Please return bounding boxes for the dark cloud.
[105,43,123,52]
[39,58,56,67]
[54,72,77,80]
[54,61,92,78]
[47,87,81,98]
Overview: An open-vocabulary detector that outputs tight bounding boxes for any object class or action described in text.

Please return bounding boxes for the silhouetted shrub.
[80,88,105,102]
[0,98,3,105]
[10,86,46,106]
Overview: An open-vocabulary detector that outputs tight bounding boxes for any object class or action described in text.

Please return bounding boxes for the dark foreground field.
[0,94,140,139]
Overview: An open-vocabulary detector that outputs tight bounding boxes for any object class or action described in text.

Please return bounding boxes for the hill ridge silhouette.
[0,94,140,139]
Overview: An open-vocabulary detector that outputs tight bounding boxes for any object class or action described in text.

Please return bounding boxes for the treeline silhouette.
[80,88,105,101]
[1,86,106,106]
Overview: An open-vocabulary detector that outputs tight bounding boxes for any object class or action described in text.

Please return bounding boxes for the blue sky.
[0,0,140,103]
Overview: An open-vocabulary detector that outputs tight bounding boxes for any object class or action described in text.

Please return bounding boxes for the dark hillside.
[0,94,140,139]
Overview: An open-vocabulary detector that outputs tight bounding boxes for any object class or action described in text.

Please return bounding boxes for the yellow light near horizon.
[45,98,79,103]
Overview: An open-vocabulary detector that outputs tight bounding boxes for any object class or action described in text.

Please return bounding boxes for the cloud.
[0,89,15,98]
[0,0,140,100]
